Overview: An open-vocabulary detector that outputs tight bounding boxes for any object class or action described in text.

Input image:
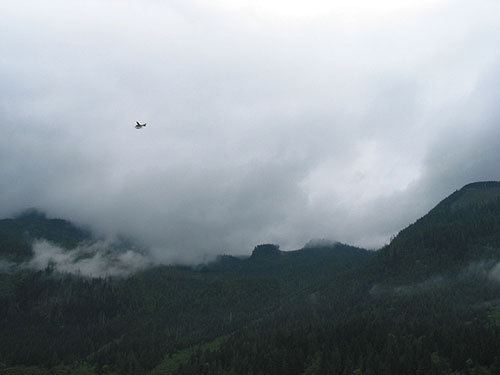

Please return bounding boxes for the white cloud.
[25,240,152,277]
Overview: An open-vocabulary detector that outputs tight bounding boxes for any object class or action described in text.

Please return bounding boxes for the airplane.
[135,121,147,129]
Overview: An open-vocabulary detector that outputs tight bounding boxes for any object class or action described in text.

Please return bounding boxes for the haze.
[2,0,500,262]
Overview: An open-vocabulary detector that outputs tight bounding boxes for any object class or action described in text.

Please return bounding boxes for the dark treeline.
[2,251,500,374]
[174,275,500,375]
[0,243,373,375]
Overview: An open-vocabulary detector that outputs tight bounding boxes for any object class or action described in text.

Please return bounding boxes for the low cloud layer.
[24,240,153,277]
[371,260,500,297]
[2,0,500,260]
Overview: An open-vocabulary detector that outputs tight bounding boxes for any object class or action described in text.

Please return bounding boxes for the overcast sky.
[1,0,500,263]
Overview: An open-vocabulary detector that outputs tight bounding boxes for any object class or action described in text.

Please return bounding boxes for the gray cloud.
[1,0,500,260]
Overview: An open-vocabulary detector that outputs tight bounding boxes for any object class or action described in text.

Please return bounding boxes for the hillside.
[2,182,500,374]
[0,226,372,375]
[376,181,500,279]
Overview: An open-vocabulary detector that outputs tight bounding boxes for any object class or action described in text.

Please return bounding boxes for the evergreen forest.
[2,182,500,374]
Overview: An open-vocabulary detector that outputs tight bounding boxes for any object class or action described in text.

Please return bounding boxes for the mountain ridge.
[376,180,500,279]
[2,181,500,374]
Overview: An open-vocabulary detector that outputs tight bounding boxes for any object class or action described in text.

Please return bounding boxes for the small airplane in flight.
[135,121,147,129]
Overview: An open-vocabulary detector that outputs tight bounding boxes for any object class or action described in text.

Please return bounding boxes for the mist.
[2,0,500,261]
[24,240,153,278]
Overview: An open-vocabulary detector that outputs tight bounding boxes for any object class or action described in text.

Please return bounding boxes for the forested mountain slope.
[2,182,500,374]
[375,181,500,280]
[0,237,371,374]
[181,182,500,375]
